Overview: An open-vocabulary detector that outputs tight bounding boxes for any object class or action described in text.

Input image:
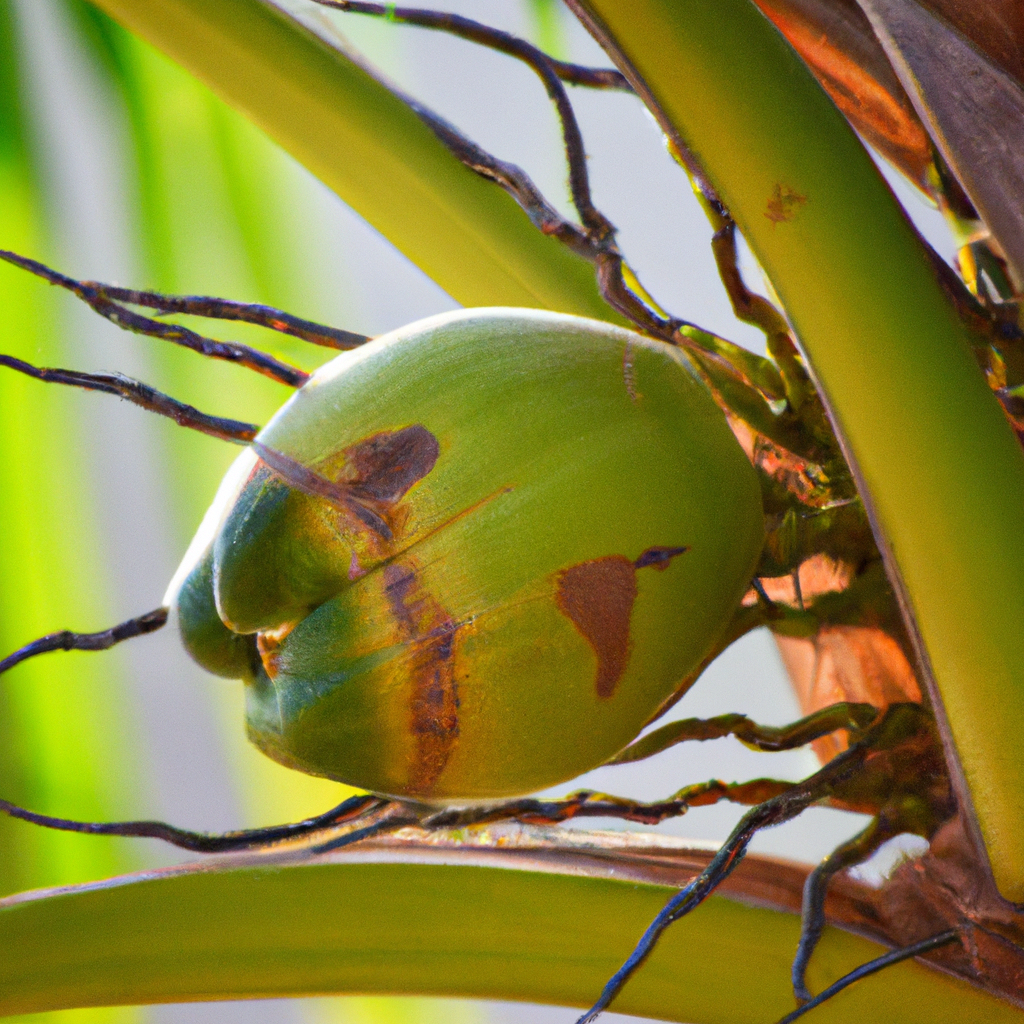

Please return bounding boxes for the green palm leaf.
[2,845,1018,1023]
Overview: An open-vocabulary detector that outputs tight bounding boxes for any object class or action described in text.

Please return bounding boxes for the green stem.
[574,0,1024,901]
[0,852,1016,1022]
[87,0,615,320]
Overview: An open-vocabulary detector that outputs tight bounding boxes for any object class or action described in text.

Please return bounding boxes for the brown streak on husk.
[555,548,688,698]
[396,485,515,558]
[556,556,637,699]
[383,562,460,797]
[255,622,297,681]
[342,425,440,504]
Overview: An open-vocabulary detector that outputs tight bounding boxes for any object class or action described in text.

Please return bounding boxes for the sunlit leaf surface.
[1,843,1020,1023]
[86,0,616,321]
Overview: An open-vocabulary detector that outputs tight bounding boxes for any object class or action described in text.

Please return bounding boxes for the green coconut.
[168,308,764,802]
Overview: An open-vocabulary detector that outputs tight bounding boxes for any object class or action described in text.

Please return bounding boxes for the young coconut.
[169,308,765,802]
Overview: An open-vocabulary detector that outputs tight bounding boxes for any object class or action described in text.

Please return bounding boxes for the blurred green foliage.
[0,1,496,1021]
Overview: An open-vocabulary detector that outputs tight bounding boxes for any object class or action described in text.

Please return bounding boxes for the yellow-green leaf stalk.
[574,0,1024,900]
[0,855,1019,1022]
[87,0,616,321]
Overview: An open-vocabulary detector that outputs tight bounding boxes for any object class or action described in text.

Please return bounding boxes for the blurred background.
[0,1,956,1021]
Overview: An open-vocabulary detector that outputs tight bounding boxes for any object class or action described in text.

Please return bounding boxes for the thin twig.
[409,96,709,354]
[595,250,679,341]
[0,793,388,853]
[322,0,630,90]
[776,930,959,1023]
[573,738,872,1022]
[0,608,169,677]
[422,778,795,831]
[313,0,614,241]
[707,216,812,411]
[0,778,795,854]
[311,808,421,853]
[791,817,893,1002]
[608,702,880,766]
[0,354,259,443]
[0,250,309,387]
[560,0,721,206]
[92,284,369,351]
[412,103,596,259]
